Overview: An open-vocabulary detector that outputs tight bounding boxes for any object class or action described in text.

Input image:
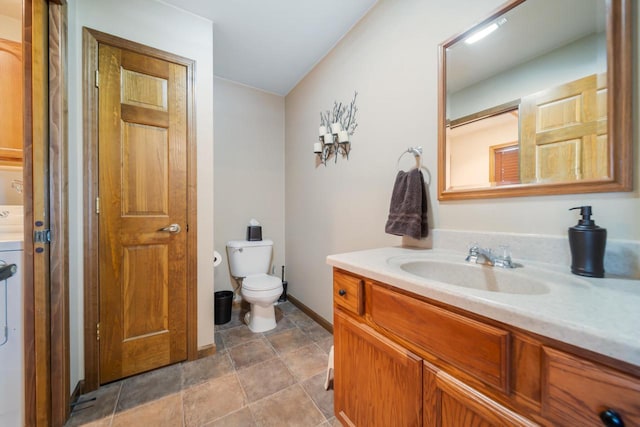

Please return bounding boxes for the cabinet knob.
[338,289,346,296]
[600,409,624,427]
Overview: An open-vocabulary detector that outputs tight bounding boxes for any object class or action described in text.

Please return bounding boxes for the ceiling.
[447,0,605,93]
[162,0,378,95]
[1,0,377,95]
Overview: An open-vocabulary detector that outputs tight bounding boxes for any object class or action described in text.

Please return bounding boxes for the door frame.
[23,0,70,425]
[82,28,198,391]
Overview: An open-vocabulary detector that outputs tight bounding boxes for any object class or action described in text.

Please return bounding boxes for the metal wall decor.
[315,92,358,165]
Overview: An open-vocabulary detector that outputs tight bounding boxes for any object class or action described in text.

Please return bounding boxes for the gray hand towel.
[385,169,428,239]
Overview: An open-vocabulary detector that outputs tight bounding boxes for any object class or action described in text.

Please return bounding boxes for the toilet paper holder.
[213,250,223,267]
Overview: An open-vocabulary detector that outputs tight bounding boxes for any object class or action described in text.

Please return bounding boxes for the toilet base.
[244,304,277,333]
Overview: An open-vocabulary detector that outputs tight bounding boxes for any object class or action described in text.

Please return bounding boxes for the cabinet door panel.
[370,284,509,392]
[424,362,537,427]
[334,269,364,316]
[334,309,422,427]
[542,347,640,426]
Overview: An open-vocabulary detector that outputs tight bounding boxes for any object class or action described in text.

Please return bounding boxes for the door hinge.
[95,197,100,214]
[33,229,51,244]
[95,70,99,88]
[96,323,100,341]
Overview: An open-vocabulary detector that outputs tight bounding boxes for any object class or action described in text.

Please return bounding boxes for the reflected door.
[519,73,608,184]
[98,43,188,383]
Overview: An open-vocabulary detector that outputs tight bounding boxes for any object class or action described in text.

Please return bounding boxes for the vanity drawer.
[541,347,640,426]
[369,284,509,393]
[333,269,364,316]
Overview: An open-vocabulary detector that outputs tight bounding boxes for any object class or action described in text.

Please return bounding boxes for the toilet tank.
[227,239,273,278]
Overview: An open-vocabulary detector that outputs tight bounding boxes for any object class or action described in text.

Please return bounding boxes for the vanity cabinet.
[332,268,640,427]
[424,363,536,427]
[541,347,640,426]
[334,310,422,427]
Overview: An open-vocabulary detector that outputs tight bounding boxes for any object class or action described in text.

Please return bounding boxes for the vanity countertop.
[327,246,640,367]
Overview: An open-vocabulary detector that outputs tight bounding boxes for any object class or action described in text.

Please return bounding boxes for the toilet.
[226,239,283,333]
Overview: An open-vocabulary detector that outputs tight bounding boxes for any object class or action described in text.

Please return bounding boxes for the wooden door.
[424,363,537,427]
[0,38,23,164]
[519,73,608,184]
[98,43,188,383]
[334,309,422,427]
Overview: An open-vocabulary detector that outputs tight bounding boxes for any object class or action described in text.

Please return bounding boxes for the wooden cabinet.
[0,38,23,165]
[424,363,536,427]
[541,347,640,426]
[334,310,422,427]
[332,268,640,427]
[369,283,509,393]
[333,270,364,316]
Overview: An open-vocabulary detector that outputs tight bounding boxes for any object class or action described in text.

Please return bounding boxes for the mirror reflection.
[439,0,631,198]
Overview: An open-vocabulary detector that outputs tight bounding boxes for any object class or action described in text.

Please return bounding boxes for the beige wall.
[213,78,285,295]
[284,0,639,323]
[0,167,23,205]
[448,114,519,188]
[67,0,215,388]
[450,32,607,119]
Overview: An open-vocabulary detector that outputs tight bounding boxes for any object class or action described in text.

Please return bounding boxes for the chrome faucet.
[465,244,514,268]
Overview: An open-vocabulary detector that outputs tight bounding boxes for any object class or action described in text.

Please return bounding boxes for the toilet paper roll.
[213,250,222,267]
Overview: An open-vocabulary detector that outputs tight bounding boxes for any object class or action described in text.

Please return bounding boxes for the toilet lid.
[243,274,282,291]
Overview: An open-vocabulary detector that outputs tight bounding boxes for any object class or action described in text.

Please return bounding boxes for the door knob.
[159,223,181,234]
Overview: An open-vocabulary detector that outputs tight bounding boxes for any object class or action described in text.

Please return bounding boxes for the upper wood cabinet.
[0,38,23,165]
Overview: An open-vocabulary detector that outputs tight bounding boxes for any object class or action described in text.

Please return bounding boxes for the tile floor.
[66,301,340,427]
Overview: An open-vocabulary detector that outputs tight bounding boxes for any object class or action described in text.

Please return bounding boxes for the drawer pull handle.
[338,289,347,296]
[600,409,624,427]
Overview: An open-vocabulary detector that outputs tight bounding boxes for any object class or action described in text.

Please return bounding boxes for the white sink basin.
[386,254,591,296]
[397,259,549,295]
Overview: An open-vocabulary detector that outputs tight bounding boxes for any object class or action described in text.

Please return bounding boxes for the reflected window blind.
[495,146,519,185]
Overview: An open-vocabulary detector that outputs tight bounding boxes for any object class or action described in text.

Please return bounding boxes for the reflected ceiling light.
[465,18,507,45]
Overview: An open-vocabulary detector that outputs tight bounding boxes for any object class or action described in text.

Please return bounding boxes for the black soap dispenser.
[568,206,606,278]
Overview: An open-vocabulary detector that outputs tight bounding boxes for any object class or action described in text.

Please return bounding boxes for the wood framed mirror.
[438,0,632,200]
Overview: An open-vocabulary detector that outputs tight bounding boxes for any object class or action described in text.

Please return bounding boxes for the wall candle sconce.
[316,92,358,166]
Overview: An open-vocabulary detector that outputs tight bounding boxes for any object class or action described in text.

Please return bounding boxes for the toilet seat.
[243,274,282,291]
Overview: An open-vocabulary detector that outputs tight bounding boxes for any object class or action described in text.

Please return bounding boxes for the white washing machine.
[0,207,24,427]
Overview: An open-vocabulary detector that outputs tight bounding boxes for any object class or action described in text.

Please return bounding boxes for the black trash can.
[214,291,233,325]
